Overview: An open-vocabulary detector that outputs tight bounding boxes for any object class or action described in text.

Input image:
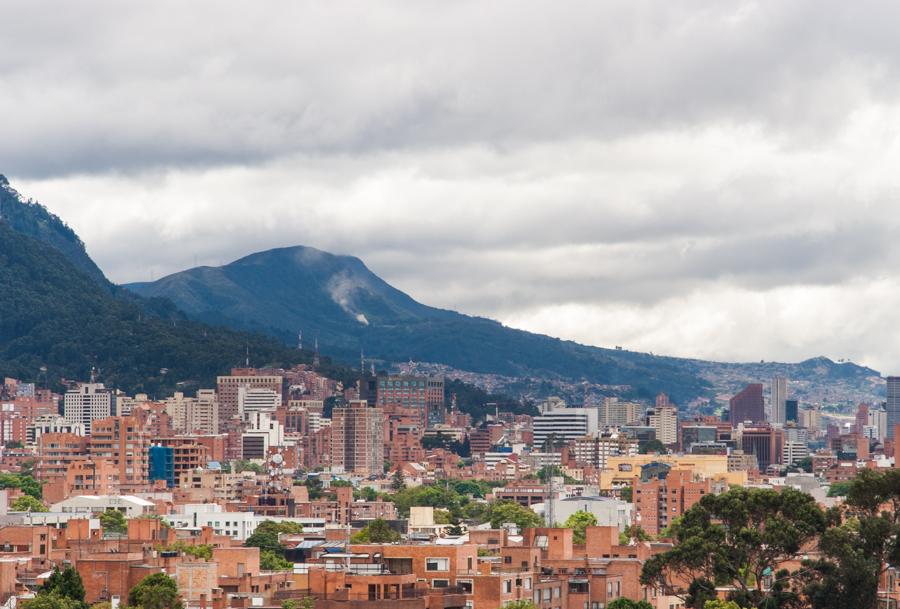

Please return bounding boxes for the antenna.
[313,338,320,369]
[297,330,303,351]
[245,345,250,368]
[360,349,365,375]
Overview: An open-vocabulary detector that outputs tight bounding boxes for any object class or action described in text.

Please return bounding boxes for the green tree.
[351,518,401,543]
[12,494,47,512]
[99,509,127,534]
[703,602,746,609]
[21,594,84,609]
[41,565,85,603]
[246,520,304,557]
[608,599,654,609]
[640,487,826,608]
[800,468,900,609]
[487,501,542,530]
[260,550,294,570]
[826,482,852,497]
[563,510,597,544]
[391,469,407,492]
[639,439,667,455]
[355,486,379,501]
[128,573,182,609]
[619,487,633,502]
[503,601,537,609]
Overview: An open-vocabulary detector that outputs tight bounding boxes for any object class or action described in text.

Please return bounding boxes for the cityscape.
[5,3,900,609]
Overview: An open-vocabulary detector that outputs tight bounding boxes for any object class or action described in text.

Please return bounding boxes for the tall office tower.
[888,377,900,439]
[737,423,784,472]
[238,387,280,413]
[63,383,112,435]
[645,405,678,445]
[771,376,788,425]
[869,407,888,441]
[165,390,219,435]
[330,400,384,476]
[532,406,599,450]
[729,383,765,425]
[785,399,799,424]
[216,370,282,432]
[599,397,642,426]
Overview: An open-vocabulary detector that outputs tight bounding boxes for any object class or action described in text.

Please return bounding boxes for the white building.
[782,441,809,467]
[164,504,326,540]
[63,383,111,435]
[27,415,85,445]
[536,496,633,531]
[50,494,154,517]
[239,387,280,414]
[533,406,599,450]
[242,410,284,460]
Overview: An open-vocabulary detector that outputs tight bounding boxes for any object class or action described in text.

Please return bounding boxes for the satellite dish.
[271,453,284,465]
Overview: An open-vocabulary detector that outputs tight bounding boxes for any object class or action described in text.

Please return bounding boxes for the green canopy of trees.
[128,573,182,609]
[487,501,542,530]
[351,518,401,543]
[563,510,598,544]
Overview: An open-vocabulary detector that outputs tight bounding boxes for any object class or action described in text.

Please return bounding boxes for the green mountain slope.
[127,246,712,403]
[0,175,109,287]
[0,222,355,396]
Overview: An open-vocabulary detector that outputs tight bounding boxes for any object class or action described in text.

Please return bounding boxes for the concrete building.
[533,407,599,450]
[645,405,677,446]
[216,370,283,432]
[238,387,280,413]
[539,496,633,531]
[598,398,641,427]
[27,415,85,445]
[888,376,900,440]
[331,400,384,476]
[63,383,112,435]
[737,423,784,473]
[376,375,445,428]
[50,494,155,517]
[242,410,285,460]
[165,390,218,435]
[783,441,809,467]
[771,376,788,425]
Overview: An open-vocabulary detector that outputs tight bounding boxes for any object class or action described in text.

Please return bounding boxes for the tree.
[640,487,826,608]
[12,494,47,512]
[608,600,654,609]
[128,573,182,609]
[354,486,379,501]
[563,510,597,544]
[99,509,127,534]
[21,595,83,609]
[260,550,294,570]
[487,500,542,530]
[826,482,852,497]
[246,520,304,557]
[619,487,633,502]
[350,518,401,543]
[41,566,85,603]
[703,602,746,609]
[503,601,537,609]
[639,439,667,455]
[800,468,900,609]
[391,468,407,492]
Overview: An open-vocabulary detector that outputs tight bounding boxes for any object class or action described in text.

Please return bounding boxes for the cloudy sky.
[5,1,900,370]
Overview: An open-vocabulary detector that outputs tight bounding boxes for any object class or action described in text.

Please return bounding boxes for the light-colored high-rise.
[63,383,112,435]
[645,405,678,445]
[599,398,642,427]
[166,390,219,435]
[771,376,788,425]
[216,371,282,431]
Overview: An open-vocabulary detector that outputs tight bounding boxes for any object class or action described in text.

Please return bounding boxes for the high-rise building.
[330,400,384,476]
[887,376,900,440]
[89,415,151,491]
[533,406,599,450]
[645,405,678,445]
[216,370,282,432]
[238,387,280,413]
[375,375,444,428]
[737,423,783,472]
[63,383,112,435]
[599,398,642,427]
[730,384,765,425]
[771,376,788,425]
[165,390,219,435]
[785,399,799,424]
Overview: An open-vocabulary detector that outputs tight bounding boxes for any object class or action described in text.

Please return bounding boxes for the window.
[432,579,450,588]
[504,580,512,594]
[426,558,449,572]
[458,580,473,594]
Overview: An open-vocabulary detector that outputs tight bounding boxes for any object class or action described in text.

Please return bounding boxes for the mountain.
[0,220,362,396]
[126,245,713,403]
[0,176,109,287]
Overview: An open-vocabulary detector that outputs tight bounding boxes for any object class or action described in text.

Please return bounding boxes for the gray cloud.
[5,1,900,370]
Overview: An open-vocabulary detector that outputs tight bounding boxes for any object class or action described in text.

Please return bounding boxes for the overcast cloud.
[5,1,900,370]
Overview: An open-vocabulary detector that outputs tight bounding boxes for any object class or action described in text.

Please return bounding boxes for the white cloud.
[5,1,900,371]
